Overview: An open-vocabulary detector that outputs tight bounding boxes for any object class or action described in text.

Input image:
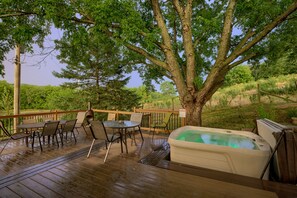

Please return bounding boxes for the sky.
[1,28,147,89]
[2,52,144,88]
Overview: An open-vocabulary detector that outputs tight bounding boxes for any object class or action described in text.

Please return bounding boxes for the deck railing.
[0,110,82,139]
[0,109,185,139]
[92,108,185,132]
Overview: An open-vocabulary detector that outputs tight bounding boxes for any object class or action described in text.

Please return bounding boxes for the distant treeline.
[0,81,142,114]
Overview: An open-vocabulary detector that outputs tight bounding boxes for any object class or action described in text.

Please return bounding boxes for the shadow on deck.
[0,129,296,197]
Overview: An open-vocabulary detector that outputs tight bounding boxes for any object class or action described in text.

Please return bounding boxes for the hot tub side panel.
[169,137,270,178]
[170,142,234,173]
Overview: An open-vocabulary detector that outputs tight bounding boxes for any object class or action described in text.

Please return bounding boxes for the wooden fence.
[0,108,185,139]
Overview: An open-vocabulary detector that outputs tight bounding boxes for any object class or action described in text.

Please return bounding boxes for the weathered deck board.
[6,182,43,198]
[55,164,128,196]
[31,173,88,197]
[0,131,290,198]
[0,187,21,198]
[19,178,63,198]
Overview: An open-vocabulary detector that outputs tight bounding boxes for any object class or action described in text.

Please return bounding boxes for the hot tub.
[168,126,271,179]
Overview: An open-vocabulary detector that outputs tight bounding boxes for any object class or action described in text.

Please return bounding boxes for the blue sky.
[1,27,146,89]
[2,52,144,88]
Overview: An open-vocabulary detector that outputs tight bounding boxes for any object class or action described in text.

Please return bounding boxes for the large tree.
[1,0,297,125]
[52,28,140,110]
[0,0,50,76]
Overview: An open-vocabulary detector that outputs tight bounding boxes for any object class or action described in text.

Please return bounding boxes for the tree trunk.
[184,101,203,126]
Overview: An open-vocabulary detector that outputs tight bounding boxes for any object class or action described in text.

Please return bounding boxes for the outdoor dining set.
[0,111,148,163]
[0,110,175,163]
[2,119,78,152]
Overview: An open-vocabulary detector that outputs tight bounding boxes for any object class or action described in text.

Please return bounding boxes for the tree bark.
[184,101,203,126]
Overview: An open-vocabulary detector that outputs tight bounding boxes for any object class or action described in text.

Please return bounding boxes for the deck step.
[138,142,170,166]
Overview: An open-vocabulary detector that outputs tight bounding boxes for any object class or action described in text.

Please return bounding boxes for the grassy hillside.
[202,102,297,130]
[202,74,297,130]
[146,74,297,130]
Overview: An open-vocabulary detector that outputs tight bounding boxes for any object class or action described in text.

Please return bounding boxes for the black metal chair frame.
[128,113,144,145]
[0,120,31,155]
[151,113,172,139]
[87,120,123,163]
[59,119,77,145]
[32,121,60,151]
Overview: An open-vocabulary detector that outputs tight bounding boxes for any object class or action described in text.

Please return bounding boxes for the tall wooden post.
[14,44,21,131]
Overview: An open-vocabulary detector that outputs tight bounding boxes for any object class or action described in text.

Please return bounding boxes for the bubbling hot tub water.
[176,130,258,150]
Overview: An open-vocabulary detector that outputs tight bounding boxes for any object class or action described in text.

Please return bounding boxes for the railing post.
[148,113,151,129]
[88,102,91,110]
[55,110,58,120]
[181,117,185,127]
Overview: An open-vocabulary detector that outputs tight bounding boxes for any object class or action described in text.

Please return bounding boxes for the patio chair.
[74,111,87,135]
[0,120,31,155]
[32,121,60,151]
[151,113,172,139]
[127,113,144,145]
[87,120,123,163]
[59,119,77,145]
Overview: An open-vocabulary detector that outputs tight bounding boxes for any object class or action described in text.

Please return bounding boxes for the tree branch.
[0,11,36,18]
[151,0,187,98]
[215,0,236,64]
[69,16,94,24]
[145,63,173,80]
[173,0,196,93]
[0,9,94,25]
[151,0,174,53]
[125,43,168,70]
[172,0,183,17]
[139,31,164,50]
[228,52,257,69]
[224,1,297,66]
[232,28,255,52]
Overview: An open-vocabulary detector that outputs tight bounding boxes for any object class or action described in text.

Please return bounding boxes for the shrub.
[287,108,297,118]
[257,104,276,120]
[224,65,254,87]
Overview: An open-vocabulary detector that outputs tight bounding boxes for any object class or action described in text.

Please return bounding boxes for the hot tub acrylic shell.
[168,126,271,179]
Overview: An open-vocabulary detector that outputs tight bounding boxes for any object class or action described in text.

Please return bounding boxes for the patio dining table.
[17,120,67,145]
[17,120,67,131]
[103,120,140,154]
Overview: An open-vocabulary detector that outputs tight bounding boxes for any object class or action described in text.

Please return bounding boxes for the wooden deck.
[0,129,296,197]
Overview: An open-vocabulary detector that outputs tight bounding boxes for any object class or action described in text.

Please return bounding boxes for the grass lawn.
[202,102,297,131]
